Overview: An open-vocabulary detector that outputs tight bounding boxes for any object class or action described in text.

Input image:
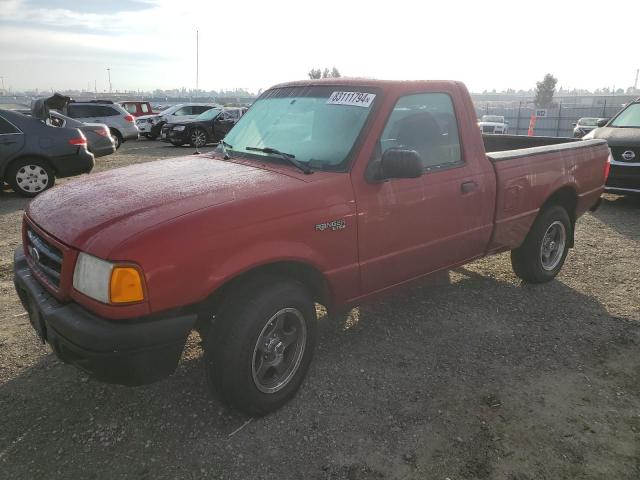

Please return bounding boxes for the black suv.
[161,107,246,147]
[588,99,640,195]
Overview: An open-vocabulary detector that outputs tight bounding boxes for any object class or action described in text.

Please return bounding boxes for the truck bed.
[483,136,609,252]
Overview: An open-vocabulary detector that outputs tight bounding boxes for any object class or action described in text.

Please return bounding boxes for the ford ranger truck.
[13,80,610,416]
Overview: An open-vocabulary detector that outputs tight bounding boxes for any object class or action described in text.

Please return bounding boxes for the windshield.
[578,118,598,126]
[481,115,504,123]
[196,108,221,121]
[610,103,640,128]
[222,86,377,171]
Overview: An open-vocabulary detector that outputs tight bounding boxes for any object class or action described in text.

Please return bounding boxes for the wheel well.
[109,128,123,139]
[3,155,56,177]
[199,261,332,322]
[540,186,578,246]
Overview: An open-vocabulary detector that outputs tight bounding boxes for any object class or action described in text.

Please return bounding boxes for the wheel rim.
[112,134,120,148]
[251,308,307,394]
[191,129,206,147]
[16,165,49,193]
[540,220,566,271]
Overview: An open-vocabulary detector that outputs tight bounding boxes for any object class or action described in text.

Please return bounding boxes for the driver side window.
[380,93,463,171]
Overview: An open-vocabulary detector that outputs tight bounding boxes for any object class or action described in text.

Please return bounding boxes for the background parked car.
[572,117,607,138]
[478,115,509,134]
[584,99,640,195]
[0,109,94,196]
[63,100,138,149]
[17,109,115,158]
[136,103,219,139]
[118,101,156,117]
[161,107,246,147]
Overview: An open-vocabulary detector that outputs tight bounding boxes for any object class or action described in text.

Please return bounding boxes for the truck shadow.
[590,193,640,240]
[0,187,30,214]
[1,266,638,479]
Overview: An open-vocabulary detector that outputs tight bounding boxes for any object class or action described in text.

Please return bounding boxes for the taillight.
[69,137,87,146]
[94,127,111,137]
[604,149,612,181]
[124,115,135,123]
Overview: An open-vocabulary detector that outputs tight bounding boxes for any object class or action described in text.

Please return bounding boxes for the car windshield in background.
[222,86,377,171]
[196,108,221,121]
[578,118,599,126]
[482,115,504,123]
[610,103,640,128]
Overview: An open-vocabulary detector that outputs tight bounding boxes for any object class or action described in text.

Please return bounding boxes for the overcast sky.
[0,0,638,94]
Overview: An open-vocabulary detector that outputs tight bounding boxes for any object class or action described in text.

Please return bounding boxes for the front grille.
[26,227,63,288]
[611,146,639,163]
[482,125,495,133]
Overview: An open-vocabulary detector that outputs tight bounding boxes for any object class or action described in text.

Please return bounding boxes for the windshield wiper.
[246,146,313,175]
[218,140,232,160]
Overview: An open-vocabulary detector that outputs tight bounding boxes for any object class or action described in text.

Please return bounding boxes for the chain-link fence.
[474,102,626,137]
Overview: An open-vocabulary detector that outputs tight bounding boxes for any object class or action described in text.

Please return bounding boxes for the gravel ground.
[1,140,639,480]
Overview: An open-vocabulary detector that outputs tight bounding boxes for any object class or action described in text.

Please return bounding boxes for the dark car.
[161,107,246,147]
[0,109,94,197]
[16,109,115,158]
[586,99,640,195]
[572,117,607,138]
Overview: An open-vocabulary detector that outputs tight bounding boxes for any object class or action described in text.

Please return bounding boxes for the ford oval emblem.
[622,150,636,161]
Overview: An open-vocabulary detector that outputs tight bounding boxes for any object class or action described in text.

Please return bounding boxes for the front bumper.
[161,127,189,144]
[13,248,198,386]
[606,162,640,195]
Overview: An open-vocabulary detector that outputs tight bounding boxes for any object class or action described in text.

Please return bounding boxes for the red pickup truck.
[13,79,609,415]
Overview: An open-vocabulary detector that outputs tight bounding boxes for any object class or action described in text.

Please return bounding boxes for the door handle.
[460,181,478,194]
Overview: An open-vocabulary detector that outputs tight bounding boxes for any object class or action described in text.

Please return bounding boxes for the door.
[214,109,238,138]
[355,92,494,293]
[0,115,25,163]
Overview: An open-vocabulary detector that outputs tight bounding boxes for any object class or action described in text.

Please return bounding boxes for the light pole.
[0,76,5,95]
[107,68,112,93]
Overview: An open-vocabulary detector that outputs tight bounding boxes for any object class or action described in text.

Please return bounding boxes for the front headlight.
[173,125,186,131]
[73,252,145,304]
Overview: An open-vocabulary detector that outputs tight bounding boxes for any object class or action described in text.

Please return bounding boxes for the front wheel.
[6,158,55,197]
[511,205,571,283]
[190,128,208,148]
[204,278,317,416]
[110,129,123,149]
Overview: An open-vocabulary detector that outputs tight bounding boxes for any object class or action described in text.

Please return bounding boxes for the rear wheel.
[110,129,123,149]
[511,205,571,283]
[203,277,317,416]
[7,158,55,197]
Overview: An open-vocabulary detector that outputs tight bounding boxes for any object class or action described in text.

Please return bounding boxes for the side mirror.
[381,148,423,179]
[597,119,608,127]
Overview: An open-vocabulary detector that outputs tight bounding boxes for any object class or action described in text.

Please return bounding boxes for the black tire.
[204,277,317,416]
[511,205,572,283]
[190,128,208,148]
[6,158,55,197]
[110,129,123,149]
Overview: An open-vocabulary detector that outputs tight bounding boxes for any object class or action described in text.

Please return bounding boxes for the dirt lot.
[1,140,639,480]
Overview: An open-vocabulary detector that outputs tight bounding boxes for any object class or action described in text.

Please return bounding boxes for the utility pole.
[635,68,639,92]
[107,68,112,94]
[196,30,199,94]
[0,76,5,95]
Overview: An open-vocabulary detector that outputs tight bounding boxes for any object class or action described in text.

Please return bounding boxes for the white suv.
[65,101,139,148]
[136,103,219,139]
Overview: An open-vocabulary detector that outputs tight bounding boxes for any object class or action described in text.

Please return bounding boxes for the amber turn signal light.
[110,267,145,303]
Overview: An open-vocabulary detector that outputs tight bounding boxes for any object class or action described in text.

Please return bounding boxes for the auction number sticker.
[327,91,375,108]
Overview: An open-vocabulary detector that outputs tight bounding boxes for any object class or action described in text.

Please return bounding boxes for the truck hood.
[27,155,303,255]
[592,126,640,147]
